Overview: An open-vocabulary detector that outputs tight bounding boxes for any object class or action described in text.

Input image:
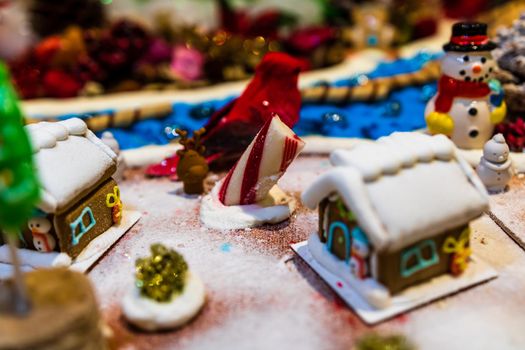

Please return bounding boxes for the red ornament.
[443,0,488,19]
[412,18,438,40]
[495,118,525,152]
[146,52,305,177]
[10,61,43,99]
[74,55,103,83]
[286,27,336,54]
[43,70,82,98]
[217,0,285,39]
[34,36,62,65]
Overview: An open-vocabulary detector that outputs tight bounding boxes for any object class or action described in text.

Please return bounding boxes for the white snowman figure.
[476,133,514,193]
[28,217,56,253]
[425,22,507,149]
[349,227,370,280]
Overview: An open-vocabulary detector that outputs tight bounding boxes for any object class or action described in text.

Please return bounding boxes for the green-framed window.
[70,207,96,246]
[400,239,439,278]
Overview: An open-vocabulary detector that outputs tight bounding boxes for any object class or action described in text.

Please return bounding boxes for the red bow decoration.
[146,52,305,178]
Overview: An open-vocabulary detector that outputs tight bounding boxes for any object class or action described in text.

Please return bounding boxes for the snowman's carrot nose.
[472,64,482,74]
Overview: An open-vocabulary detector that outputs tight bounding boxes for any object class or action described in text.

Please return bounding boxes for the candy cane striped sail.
[218,114,305,206]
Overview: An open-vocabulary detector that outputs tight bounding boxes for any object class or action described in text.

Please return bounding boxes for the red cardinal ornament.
[146,52,305,178]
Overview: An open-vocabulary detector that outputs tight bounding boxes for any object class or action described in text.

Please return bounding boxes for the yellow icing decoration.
[442,228,471,275]
[106,186,123,225]
[426,111,454,136]
[490,101,506,125]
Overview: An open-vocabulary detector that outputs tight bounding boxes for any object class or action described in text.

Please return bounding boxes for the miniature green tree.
[0,62,40,314]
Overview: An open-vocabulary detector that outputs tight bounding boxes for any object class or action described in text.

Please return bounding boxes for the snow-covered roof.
[302,132,489,252]
[25,118,117,214]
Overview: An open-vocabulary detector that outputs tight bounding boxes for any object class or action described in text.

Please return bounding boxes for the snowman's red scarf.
[434,75,491,113]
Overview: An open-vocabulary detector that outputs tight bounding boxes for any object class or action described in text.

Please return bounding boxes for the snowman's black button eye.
[463,55,470,62]
[469,129,479,138]
[489,67,493,72]
[460,70,466,75]
[36,224,40,228]
[469,108,478,116]
[481,57,487,64]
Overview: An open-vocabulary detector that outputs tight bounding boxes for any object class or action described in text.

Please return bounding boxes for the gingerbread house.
[301,132,489,308]
[16,118,122,258]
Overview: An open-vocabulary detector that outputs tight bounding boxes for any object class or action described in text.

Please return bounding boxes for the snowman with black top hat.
[425,22,506,149]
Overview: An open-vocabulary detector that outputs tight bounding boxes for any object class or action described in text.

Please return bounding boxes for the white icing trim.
[322,202,330,237]
[0,246,72,269]
[308,233,391,309]
[85,129,118,162]
[61,118,88,135]
[0,210,141,279]
[25,118,92,154]
[38,190,57,215]
[330,132,455,182]
[26,118,116,160]
[292,237,498,324]
[301,167,389,251]
[370,252,379,280]
[26,118,118,214]
[122,272,206,331]
[455,149,490,203]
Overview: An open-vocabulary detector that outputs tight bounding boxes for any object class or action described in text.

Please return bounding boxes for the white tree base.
[0,210,141,278]
[121,272,206,332]
[291,234,498,325]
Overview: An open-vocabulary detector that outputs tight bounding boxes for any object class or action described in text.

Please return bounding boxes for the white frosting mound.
[200,184,296,230]
[122,272,206,332]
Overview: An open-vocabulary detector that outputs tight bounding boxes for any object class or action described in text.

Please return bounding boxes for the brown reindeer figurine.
[176,128,209,195]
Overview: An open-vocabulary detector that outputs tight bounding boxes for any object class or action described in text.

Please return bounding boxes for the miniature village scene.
[3,1,525,349]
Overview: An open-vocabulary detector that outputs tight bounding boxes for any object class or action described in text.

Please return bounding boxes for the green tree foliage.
[0,62,40,233]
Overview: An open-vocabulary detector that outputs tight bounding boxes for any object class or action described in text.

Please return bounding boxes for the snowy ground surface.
[87,155,525,350]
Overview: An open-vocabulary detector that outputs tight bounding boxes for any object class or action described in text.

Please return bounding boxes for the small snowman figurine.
[425,22,506,149]
[28,217,56,253]
[476,134,513,193]
[349,227,370,280]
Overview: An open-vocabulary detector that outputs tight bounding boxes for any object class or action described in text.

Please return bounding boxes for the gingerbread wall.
[376,225,466,294]
[54,178,118,258]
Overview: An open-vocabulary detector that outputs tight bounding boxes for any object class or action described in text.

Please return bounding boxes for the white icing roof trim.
[302,132,489,252]
[25,118,117,214]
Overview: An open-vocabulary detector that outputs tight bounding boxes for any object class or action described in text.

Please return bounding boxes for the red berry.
[34,36,62,65]
[43,70,82,98]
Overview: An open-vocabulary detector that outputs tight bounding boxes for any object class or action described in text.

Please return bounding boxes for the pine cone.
[27,0,106,38]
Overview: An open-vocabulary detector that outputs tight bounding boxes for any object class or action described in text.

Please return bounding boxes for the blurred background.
[3,0,525,152]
